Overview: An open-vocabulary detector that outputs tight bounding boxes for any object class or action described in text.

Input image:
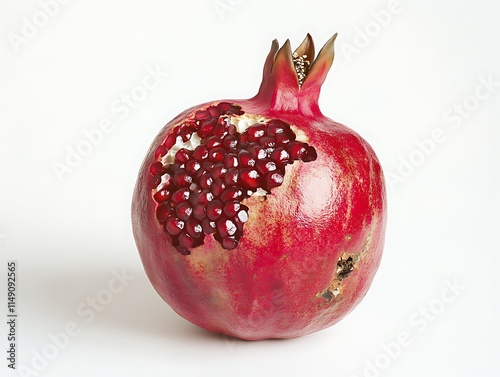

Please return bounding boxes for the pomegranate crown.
[255,33,338,116]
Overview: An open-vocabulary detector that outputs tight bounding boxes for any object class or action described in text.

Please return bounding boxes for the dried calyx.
[149,102,317,255]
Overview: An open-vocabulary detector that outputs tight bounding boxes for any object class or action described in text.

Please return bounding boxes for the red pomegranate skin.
[132,35,386,340]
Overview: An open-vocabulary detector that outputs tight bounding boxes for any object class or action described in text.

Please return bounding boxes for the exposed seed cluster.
[292,52,311,86]
[149,102,317,255]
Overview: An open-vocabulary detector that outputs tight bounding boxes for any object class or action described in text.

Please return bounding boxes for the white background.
[1,0,499,376]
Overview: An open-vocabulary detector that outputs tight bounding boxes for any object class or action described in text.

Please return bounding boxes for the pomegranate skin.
[132,35,386,340]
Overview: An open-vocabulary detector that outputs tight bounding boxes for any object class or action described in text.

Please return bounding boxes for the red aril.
[132,34,387,340]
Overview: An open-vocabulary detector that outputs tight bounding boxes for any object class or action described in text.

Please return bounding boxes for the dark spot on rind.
[321,290,334,301]
[337,256,355,281]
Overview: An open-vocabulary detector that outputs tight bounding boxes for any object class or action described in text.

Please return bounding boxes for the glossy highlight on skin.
[132,34,387,340]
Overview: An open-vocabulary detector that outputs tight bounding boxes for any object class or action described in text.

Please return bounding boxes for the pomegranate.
[132,34,386,340]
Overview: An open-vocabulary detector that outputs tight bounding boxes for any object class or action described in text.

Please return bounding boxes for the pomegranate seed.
[196,190,214,205]
[217,102,232,113]
[220,187,244,202]
[186,219,203,238]
[201,218,217,234]
[265,171,284,188]
[267,119,289,136]
[175,202,193,221]
[211,163,227,180]
[149,175,161,189]
[213,122,228,138]
[193,145,208,160]
[178,232,196,249]
[223,135,238,150]
[224,153,238,168]
[207,200,223,220]
[153,189,171,203]
[275,132,295,145]
[227,105,244,116]
[197,120,216,139]
[180,125,196,142]
[193,204,206,220]
[239,168,261,189]
[185,160,201,175]
[227,124,237,135]
[255,159,277,175]
[302,146,317,162]
[171,188,190,204]
[287,141,308,160]
[246,124,266,142]
[193,167,207,184]
[205,136,223,149]
[207,105,220,118]
[175,148,192,163]
[224,168,239,186]
[194,110,211,120]
[176,245,190,256]
[199,173,214,189]
[173,170,192,187]
[217,218,238,238]
[238,150,255,167]
[249,144,267,160]
[165,216,184,236]
[202,161,215,171]
[221,236,238,250]
[239,133,248,145]
[223,200,241,217]
[259,136,276,149]
[149,162,165,176]
[211,180,226,197]
[156,205,171,222]
[164,133,178,149]
[270,147,291,164]
[169,163,182,174]
[233,217,244,233]
[154,145,168,159]
[209,147,226,163]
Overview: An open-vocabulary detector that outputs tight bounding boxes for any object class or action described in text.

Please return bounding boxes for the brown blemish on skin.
[316,250,362,303]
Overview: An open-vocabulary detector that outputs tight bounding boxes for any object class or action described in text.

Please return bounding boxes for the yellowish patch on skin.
[210,287,232,309]
[359,233,372,257]
[185,239,230,276]
[279,253,290,261]
[290,125,309,143]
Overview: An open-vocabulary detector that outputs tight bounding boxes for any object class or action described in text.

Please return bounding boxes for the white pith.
[155,111,307,195]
